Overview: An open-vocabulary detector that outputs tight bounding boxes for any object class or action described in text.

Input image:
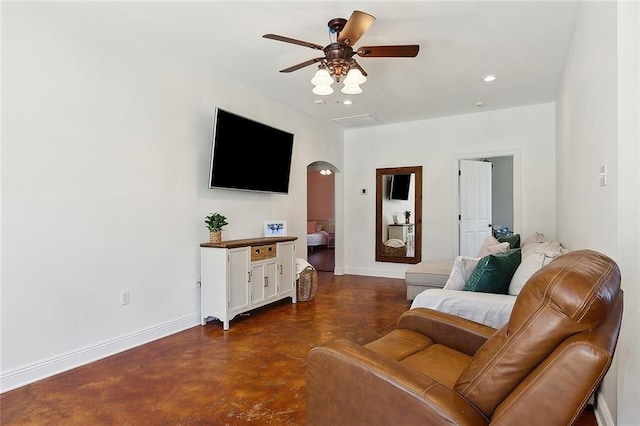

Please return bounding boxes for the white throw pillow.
[478,235,510,257]
[508,251,560,295]
[521,240,566,259]
[443,256,481,290]
[521,232,548,247]
[478,235,500,256]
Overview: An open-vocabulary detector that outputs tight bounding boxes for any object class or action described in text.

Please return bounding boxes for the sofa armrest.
[398,308,496,356]
[307,339,489,426]
[410,288,516,329]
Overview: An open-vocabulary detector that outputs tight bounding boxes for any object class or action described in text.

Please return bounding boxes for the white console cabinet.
[388,223,414,243]
[200,236,297,330]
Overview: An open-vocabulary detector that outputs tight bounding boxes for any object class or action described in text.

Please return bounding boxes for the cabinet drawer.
[251,244,276,261]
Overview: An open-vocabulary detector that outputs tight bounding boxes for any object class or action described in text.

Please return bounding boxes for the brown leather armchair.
[307,250,623,425]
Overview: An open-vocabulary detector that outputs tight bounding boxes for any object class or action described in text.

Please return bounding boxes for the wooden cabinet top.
[200,236,297,249]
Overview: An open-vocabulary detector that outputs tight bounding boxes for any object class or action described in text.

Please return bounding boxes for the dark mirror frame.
[375,166,422,264]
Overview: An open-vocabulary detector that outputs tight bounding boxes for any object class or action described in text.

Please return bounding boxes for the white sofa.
[410,233,568,328]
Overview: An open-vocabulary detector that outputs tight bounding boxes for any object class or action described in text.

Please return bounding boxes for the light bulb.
[312,85,334,96]
[341,84,362,95]
[344,68,367,86]
[311,69,334,86]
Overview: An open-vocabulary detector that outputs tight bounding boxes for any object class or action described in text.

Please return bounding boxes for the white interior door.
[459,160,493,256]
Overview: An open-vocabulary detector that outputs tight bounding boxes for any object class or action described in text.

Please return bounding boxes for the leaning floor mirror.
[375,166,422,264]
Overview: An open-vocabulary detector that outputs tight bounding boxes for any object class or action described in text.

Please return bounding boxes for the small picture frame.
[264,220,287,237]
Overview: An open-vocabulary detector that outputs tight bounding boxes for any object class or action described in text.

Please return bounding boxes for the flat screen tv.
[209,108,294,193]
[389,174,411,200]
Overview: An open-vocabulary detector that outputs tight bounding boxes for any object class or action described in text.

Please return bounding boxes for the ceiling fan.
[263,10,419,94]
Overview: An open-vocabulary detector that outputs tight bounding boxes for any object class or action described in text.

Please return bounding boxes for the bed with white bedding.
[307,220,333,247]
[307,230,330,247]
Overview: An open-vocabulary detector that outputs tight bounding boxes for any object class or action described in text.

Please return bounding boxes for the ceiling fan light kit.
[264,10,419,97]
[341,84,363,95]
[311,68,334,86]
[343,68,367,86]
[312,84,334,96]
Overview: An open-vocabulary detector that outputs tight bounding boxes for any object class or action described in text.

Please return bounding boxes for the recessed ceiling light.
[475,101,485,107]
[483,75,497,82]
[314,99,325,105]
[343,100,353,105]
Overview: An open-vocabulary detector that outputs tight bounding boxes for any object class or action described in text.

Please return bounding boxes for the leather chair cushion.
[365,329,472,389]
[402,344,472,388]
[364,329,433,360]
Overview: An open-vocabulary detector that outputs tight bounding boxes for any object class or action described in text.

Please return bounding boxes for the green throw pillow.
[498,234,521,249]
[463,249,522,294]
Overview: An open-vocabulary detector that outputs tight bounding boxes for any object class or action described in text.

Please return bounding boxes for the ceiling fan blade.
[279,57,325,73]
[357,45,420,58]
[263,34,324,51]
[351,60,368,77]
[337,10,375,46]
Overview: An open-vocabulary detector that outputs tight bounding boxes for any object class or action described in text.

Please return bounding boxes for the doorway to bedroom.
[307,161,337,272]
[457,153,518,256]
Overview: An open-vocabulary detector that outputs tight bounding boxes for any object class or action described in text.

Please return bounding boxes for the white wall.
[342,103,556,278]
[556,1,640,424]
[615,2,640,424]
[0,3,342,390]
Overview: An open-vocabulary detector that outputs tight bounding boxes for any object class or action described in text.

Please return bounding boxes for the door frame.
[454,150,521,256]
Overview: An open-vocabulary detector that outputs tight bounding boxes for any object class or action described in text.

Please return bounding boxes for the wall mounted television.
[389,174,411,200]
[209,108,294,194]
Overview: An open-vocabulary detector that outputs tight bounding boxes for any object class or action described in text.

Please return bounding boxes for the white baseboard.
[0,313,201,393]
[595,391,615,426]
[332,266,345,275]
[342,267,406,279]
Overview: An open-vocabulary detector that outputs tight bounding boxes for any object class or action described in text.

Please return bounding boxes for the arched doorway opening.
[307,161,338,272]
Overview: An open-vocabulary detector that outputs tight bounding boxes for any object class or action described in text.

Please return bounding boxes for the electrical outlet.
[120,290,130,306]
[194,276,201,288]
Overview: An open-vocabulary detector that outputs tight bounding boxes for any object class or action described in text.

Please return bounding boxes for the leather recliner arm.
[306,339,489,426]
[397,308,497,356]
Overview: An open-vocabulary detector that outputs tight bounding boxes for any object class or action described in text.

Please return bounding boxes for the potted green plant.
[204,212,228,243]
[403,210,411,224]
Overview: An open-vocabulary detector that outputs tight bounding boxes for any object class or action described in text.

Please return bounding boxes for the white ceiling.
[47,1,581,128]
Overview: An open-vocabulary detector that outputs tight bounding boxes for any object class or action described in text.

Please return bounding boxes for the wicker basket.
[297,266,318,301]
[209,230,222,243]
[382,244,407,257]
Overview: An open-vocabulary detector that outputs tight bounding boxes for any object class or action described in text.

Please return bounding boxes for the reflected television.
[389,174,411,200]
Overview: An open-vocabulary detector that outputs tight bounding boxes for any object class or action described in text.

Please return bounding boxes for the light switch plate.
[599,164,607,187]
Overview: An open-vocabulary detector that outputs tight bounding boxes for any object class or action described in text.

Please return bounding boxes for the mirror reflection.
[376,166,422,264]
